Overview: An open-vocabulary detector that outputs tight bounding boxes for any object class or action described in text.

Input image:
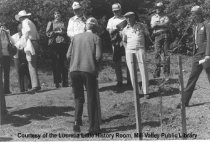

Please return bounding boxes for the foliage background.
[1,0,210,55]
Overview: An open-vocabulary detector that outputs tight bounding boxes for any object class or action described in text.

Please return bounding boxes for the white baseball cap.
[112,3,121,11]
[72,1,81,10]
[155,2,164,9]
[191,5,202,14]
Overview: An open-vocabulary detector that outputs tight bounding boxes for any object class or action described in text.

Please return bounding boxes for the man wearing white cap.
[67,1,86,39]
[177,6,210,108]
[122,12,149,97]
[106,3,125,87]
[15,10,41,93]
[66,17,102,133]
[151,2,170,80]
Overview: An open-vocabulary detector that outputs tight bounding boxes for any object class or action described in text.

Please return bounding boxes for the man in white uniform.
[122,12,149,97]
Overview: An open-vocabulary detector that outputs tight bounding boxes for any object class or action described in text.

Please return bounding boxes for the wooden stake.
[131,53,142,140]
[96,79,102,124]
[178,56,187,139]
[0,62,6,125]
[159,87,163,133]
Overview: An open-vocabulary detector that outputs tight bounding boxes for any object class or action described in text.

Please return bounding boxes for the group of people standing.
[0,1,210,134]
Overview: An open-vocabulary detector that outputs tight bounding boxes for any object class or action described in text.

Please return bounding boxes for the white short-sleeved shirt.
[106,16,125,31]
[22,18,40,40]
[122,22,146,50]
[67,15,86,38]
[150,14,169,33]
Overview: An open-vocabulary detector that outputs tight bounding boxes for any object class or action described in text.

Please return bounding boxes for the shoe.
[73,122,81,133]
[88,128,101,134]
[144,94,150,99]
[4,90,11,94]
[27,87,41,94]
[55,83,60,88]
[115,82,123,87]
[153,73,160,79]
[35,87,41,92]
[62,83,69,87]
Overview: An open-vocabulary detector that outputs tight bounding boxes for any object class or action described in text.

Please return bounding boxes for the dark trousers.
[184,57,210,105]
[70,71,100,131]
[2,56,10,93]
[14,58,31,92]
[154,34,170,77]
[51,43,68,85]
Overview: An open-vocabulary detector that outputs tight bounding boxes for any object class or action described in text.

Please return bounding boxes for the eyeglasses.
[112,10,120,13]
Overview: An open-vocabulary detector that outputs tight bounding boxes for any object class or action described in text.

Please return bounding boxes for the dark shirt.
[46,20,67,44]
[194,20,210,57]
[66,31,102,75]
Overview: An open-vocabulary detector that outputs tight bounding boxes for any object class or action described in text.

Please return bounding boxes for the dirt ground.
[0,53,210,141]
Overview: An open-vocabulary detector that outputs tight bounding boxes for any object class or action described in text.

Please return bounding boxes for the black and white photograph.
[0,0,210,141]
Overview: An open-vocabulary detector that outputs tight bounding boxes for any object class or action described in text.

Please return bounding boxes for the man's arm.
[67,18,74,39]
[66,38,73,61]
[205,22,210,60]
[46,21,54,38]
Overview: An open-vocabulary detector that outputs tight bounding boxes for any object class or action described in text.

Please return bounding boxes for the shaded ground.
[0,53,210,141]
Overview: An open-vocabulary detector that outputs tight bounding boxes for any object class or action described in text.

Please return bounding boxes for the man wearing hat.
[122,12,149,97]
[151,2,170,80]
[106,3,126,87]
[15,10,41,93]
[177,6,210,108]
[67,1,86,39]
[66,17,102,133]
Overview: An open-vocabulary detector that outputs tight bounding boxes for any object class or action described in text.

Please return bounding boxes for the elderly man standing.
[151,2,170,80]
[67,1,86,40]
[122,12,149,97]
[177,6,210,108]
[66,17,102,133]
[15,10,41,93]
[106,3,125,87]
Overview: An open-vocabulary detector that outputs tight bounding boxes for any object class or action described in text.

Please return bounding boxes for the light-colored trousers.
[125,49,149,94]
[28,41,40,88]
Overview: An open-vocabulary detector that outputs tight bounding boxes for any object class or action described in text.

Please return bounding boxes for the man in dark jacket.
[66,17,102,133]
[177,6,210,108]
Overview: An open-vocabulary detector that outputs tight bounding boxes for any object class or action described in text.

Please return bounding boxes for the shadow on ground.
[147,87,180,99]
[100,121,160,133]
[8,88,57,96]
[99,84,133,93]
[2,106,74,127]
[149,78,179,86]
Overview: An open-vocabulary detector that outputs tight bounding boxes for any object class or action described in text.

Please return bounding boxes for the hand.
[25,51,31,56]
[205,56,210,61]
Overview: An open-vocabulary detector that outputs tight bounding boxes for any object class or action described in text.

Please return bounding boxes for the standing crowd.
[0,1,210,134]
